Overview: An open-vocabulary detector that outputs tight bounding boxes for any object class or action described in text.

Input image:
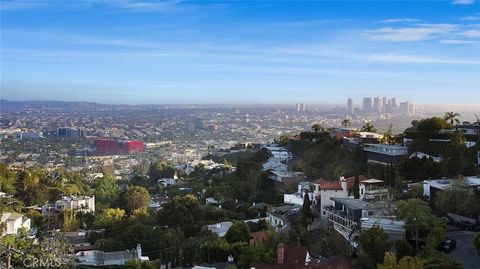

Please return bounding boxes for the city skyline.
[1,0,480,105]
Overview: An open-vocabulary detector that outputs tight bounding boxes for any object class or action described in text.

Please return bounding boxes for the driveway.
[445,229,480,269]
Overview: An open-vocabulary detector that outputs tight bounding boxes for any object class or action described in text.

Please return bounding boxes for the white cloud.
[374,18,422,24]
[460,16,480,21]
[440,39,476,44]
[366,53,480,64]
[452,0,475,4]
[459,29,480,37]
[366,24,458,42]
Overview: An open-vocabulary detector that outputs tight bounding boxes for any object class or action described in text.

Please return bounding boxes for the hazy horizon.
[1,0,480,104]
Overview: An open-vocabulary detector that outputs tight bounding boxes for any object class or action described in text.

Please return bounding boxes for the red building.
[93,139,144,155]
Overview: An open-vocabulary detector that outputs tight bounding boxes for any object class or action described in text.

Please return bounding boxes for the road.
[445,229,480,269]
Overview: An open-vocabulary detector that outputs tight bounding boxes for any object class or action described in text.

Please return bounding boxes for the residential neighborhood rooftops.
[330,198,371,210]
[313,175,368,190]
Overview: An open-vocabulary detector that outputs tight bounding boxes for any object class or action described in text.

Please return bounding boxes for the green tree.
[157,194,201,237]
[275,135,290,147]
[118,186,150,215]
[434,181,480,217]
[301,191,313,226]
[148,159,175,182]
[378,252,424,269]
[94,208,126,228]
[225,221,250,244]
[94,173,119,208]
[361,122,377,132]
[61,210,78,232]
[442,132,468,178]
[311,123,323,133]
[396,199,436,252]
[358,225,390,269]
[475,233,480,255]
[416,117,451,133]
[353,174,360,199]
[203,234,231,263]
[0,163,16,194]
[237,245,263,269]
[341,117,352,128]
[443,112,461,126]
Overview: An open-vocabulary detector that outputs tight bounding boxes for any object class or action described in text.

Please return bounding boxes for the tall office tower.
[363,97,372,113]
[300,103,306,112]
[373,97,382,114]
[391,98,397,111]
[399,101,409,116]
[296,103,300,112]
[408,102,416,115]
[382,97,387,112]
[347,98,354,115]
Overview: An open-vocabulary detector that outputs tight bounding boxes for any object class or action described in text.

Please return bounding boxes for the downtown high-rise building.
[363,97,372,113]
[347,98,353,115]
[296,103,305,112]
[373,97,382,114]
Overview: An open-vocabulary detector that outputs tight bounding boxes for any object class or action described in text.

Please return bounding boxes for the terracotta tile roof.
[313,175,368,191]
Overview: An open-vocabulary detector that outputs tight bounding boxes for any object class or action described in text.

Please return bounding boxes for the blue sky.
[1,0,479,105]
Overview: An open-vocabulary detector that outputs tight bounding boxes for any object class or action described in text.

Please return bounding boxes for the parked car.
[439,239,457,253]
[457,220,475,231]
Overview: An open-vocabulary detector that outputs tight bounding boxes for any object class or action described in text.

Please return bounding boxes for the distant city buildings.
[349,97,415,116]
[93,139,144,155]
[296,103,306,112]
[347,98,353,115]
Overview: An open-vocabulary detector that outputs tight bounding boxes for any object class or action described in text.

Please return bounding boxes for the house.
[266,204,301,232]
[423,176,480,202]
[361,179,390,202]
[262,160,288,172]
[252,244,311,269]
[206,221,233,237]
[363,144,408,165]
[157,178,176,187]
[284,182,315,206]
[323,198,395,241]
[361,218,405,242]
[75,244,148,266]
[1,212,31,236]
[313,175,369,217]
[42,195,95,225]
[263,145,290,162]
[269,171,306,189]
[64,231,95,253]
[455,121,480,136]
[249,231,268,246]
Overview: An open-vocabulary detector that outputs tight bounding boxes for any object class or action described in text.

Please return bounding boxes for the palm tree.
[311,123,323,133]
[341,117,352,128]
[444,112,461,125]
[361,122,377,132]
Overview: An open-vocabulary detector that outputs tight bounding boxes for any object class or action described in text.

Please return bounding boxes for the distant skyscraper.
[373,97,382,114]
[391,98,397,111]
[300,103,306,112]
[399,101,409,115]
[382,97,387,112]
[347,98,353,115]
[408,102,416,115]
[363,97,372,113]
[296,103,300,112]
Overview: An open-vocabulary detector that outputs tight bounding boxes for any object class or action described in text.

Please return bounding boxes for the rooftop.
[330,198,372,210]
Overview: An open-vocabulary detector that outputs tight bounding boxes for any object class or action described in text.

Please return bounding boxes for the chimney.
[136,244,142,260]
[340,176,347,191]
[277,243,285,264]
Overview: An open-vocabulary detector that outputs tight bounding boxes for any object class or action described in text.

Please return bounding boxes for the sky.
[1,0,480,105]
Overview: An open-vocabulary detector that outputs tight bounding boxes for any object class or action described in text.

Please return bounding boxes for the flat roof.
[330,198,371,210]
[362,179,384,184]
